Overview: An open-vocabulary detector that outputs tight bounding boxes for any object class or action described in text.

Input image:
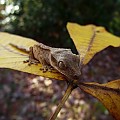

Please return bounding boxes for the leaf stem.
[49,81,77,120]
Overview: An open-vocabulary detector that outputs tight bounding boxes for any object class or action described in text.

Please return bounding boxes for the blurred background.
[0,0,120,120]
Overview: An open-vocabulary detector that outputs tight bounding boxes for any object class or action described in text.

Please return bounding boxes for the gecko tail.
[9,43,29,54]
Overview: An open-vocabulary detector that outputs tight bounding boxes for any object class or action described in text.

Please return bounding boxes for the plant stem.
[49,82,77,120]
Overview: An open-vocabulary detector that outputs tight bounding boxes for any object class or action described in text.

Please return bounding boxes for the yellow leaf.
[67,23,120,65]
[79,80,120,120]
[0,32,65,80]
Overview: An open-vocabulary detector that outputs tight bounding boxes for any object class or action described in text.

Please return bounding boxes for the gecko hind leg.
[23,58,39,66]
[23,46,39,66]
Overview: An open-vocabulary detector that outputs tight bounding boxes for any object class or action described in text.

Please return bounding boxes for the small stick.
[49,81,77,120]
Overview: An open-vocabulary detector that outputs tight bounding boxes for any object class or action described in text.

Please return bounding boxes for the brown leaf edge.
[78,80,120,120]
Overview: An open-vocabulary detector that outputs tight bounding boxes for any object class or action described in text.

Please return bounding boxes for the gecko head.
[50,49,81,80]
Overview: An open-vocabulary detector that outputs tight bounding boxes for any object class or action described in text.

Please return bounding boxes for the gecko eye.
[58,61,66,69]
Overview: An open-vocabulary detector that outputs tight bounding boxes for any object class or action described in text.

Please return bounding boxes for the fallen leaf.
[78,80,120,120]
[67,23,120,65]
[0,32,65,80]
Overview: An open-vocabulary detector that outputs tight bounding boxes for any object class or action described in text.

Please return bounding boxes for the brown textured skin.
[11,43,81,80]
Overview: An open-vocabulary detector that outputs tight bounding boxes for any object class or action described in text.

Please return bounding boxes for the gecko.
[10,43,81,80]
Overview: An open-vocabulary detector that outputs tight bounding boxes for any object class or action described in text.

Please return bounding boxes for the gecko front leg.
[40,65,53,73]
[38,56,53,72]
[23,47,39,66]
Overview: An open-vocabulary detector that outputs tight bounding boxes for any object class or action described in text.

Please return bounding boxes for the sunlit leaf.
[67,23,120,65]
[78,80,120,120]
[0,32,65,80]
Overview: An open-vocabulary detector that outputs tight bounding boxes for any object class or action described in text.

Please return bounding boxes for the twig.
[49,81,77,120]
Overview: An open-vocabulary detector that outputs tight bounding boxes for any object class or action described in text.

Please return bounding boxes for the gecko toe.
[23,60,29,63]
[40,67,46,72]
